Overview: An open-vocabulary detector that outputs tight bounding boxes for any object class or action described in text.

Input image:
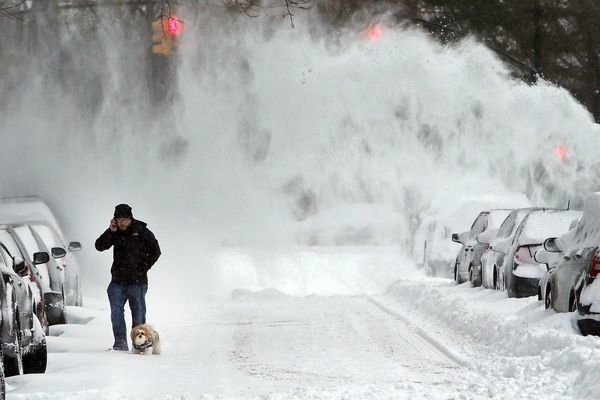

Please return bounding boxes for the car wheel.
[454,262,458,282]
[76,276,83,307]
[545,287,552,310]
[23,314,47,374]
[44,291,67,326]
[493,267,497,290]
[0,355,5,400]
[472,264,482,287]
[576,285,585,316]
[569,290,577,313]
[494,266,503,291]
[2,301,24,377]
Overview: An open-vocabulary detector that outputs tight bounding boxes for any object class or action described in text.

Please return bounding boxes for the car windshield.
[470,213,489,239]
[30,224,61,249]
[0,246,11,271]
[13,225,41,260]
[0,229,23,260]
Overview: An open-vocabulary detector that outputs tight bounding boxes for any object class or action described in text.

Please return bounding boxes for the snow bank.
[385,278,600,399]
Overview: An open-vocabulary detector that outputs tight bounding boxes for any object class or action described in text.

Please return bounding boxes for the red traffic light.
[367,24,382,41]
[554,144,567,161]
[166,17,182,35]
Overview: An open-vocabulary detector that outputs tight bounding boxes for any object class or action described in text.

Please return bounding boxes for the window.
[0,229,23,260]
[497,213,516,238]
[30,224,61,249]
[470,213,489,239]
[13,225,41,260]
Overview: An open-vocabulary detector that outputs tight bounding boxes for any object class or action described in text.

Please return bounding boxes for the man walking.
[95,204,161,351]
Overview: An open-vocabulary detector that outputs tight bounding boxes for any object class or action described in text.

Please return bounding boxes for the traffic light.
[152,17,182,56]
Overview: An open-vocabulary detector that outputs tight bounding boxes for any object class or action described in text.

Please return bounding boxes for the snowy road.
[7,255,600,399]
[6,290,466,399]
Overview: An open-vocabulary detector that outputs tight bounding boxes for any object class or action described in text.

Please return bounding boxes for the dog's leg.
[144,347,153,355]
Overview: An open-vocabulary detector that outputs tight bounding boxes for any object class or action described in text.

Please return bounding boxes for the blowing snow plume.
[0,3,599,298]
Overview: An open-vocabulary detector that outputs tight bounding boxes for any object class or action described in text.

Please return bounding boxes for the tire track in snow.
[366,295,468,368]
[228,294,464,389]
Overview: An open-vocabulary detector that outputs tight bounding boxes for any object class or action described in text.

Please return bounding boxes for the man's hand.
[110,218,117,232]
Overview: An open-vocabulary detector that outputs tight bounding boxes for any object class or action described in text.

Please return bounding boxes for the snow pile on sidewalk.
[385,278,600,399]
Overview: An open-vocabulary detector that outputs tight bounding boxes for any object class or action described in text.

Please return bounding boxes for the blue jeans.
[107,282,148,350]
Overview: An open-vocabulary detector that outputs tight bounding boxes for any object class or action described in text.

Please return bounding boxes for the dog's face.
[133,328,148,346]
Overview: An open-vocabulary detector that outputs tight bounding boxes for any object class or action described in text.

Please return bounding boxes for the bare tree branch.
[0,0,30,21]
[224,0,311,28]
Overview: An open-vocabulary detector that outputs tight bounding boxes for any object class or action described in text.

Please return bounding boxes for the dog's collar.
[133,337,153,351]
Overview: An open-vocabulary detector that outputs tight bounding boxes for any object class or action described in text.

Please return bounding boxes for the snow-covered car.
[481,208,544,290]
[29,221,82,306]
[0,241,47,375]
[496,209,581,298]
[415,193,529,278]
[4,224,68,325]
[0,197,83,303]
[0,228,49,331]
[0,196,68,243]
[534,193,600,334]
[535,217,581,312]
[452,209,513,285]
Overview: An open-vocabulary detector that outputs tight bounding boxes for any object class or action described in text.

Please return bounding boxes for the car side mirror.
[12,257,28,276]
[68,241,82,252]
[51,247,67,259]
[544,237,560,253]
[534,249,550,266]
[477,228,499,245]
[452,233,460,243]
[33,252,50,265]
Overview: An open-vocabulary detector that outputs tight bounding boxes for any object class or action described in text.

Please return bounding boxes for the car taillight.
[588,249,600,279]
[514,246,532,264]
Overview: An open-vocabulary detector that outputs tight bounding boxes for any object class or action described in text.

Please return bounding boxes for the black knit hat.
[114,204,133,219]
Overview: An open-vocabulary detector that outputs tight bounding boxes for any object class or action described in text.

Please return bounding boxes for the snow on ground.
[382,279,600,399]
[6,247,600,399]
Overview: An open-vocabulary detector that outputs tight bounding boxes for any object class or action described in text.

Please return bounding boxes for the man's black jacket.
[95,220,161,285]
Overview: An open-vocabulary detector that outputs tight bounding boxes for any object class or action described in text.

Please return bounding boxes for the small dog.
[130,324,161,355]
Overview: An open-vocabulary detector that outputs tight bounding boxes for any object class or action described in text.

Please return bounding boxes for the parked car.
[496,209,581,298]
[452,209,513,286]
[536,217,581,311]
[29,221,82,306]
[537,193,600,335]
[0,228,49,332]
[0,196,83,307]
[5,224,68,326]
[415,192,529,278]
[481,208,544,290]
[0,241,47,375]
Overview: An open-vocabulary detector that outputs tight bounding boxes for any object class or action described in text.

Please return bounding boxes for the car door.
[0,245,34,336]
[553,247,587,312]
